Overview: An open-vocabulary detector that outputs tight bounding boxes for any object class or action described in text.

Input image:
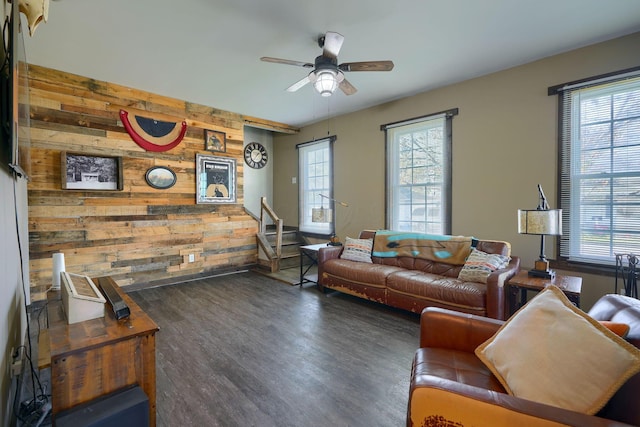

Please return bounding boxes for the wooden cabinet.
[46,276,159,425]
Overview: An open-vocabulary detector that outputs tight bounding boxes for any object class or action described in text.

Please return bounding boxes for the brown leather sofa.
[317,230,520,320]
[407,294,640,426]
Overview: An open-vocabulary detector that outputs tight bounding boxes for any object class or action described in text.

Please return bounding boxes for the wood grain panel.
[25,64,296,297]
[48,278,158,424]
[127,273,416,426]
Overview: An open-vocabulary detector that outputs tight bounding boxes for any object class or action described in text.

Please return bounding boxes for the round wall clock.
[244,142,268,169]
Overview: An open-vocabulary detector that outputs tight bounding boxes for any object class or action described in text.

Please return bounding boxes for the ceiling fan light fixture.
[261,32,393,97]
[313,69,338,97]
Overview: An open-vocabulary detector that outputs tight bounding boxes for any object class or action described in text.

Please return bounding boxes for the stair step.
[281,244,301,256]
[264,232,301,245]
[258,225,319,273]
[279,256,301,270]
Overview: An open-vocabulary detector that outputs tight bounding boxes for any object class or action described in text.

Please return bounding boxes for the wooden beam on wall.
[243,116,299,134]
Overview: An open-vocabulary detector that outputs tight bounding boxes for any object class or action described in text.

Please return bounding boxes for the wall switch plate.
[188,254,195,263]
[291,177,297,184]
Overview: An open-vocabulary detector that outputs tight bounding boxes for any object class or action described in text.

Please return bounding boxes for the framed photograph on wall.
[145,166,177,189]
[61,152,123,191]
[196,154,236,204]
[204,129,226,153]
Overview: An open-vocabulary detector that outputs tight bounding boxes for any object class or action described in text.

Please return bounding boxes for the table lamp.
[518,185,562,279]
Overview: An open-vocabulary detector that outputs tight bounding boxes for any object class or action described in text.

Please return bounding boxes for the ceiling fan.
[260,31,394,97]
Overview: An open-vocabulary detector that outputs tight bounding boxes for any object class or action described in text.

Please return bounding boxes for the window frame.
[297,136,335,238]
[550,66,640,270]
[381,108,458,234]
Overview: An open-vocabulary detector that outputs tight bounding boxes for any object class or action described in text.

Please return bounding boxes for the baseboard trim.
[122,265,255,292]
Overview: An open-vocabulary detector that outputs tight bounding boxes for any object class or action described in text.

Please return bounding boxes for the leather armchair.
[408,294,640,427]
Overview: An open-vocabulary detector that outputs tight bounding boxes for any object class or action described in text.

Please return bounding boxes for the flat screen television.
[1,3,30,179]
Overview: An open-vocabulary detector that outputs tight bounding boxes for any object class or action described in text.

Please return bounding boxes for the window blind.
[557,75,640,265]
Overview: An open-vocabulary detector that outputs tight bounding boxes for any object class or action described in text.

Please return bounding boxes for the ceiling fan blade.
[339,78,357,96]
[339,60,394,72]
[322,32,344,59]
[261,57,314,68]
[286,75,311,92]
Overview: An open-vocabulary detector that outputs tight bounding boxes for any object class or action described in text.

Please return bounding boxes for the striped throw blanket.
[372,230,474,265]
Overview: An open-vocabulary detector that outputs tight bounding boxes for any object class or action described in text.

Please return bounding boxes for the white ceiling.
[22,0,640,128]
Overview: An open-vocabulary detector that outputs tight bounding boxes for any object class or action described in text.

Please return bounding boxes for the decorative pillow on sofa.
[475,285,640,415]
[600,321,630,338]
[457,248,510,283]
[340,237,373,263]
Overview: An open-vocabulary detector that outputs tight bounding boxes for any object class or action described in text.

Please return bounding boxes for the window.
[297,137,334,236]
[382,109,457,234]
[553,70,640,265]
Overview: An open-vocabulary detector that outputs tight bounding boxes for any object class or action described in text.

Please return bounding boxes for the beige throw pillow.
[458,248,510,283]
[340,237,373,263]
[475,285,640,415]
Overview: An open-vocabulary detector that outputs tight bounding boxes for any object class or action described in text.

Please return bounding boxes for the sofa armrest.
[419,307,503,351]
[317,245,343,291]
[486,256,520,320]
[408,374,627,427]
[318,245,343,263]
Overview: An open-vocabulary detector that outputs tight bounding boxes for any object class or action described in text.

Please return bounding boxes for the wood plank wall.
[26,65,289,300]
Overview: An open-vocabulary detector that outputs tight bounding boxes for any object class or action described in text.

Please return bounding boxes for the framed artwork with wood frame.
[61,152,123,191]
[205,129,226,153]
[196,154,236,204]
[145,166,177,189]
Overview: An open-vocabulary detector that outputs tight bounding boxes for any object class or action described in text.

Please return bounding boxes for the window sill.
[550,259,617,278]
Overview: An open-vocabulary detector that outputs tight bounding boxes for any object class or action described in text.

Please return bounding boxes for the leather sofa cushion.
[322,259,404,287]
[476,240,511,257]
[413,348,505,393]
[372,256,463,278]
[387,270,486,311]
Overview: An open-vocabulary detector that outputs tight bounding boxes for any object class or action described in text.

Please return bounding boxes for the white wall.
[0,167,29,426]
[1,3,30,423]
[243,126,273,221]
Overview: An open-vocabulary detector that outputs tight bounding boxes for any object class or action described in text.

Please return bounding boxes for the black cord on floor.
[11,171,50,425]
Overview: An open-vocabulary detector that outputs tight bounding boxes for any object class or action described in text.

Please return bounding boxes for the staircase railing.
[256,197,283,272]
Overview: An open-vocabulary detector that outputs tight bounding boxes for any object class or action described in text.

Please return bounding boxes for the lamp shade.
[311,207,333,223]
[518,209,562,235]
[313,70,338,96]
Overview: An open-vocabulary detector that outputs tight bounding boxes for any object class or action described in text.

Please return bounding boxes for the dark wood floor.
[129,271,420,427]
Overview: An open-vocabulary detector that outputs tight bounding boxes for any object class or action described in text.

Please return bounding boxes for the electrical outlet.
[188,253,195,263]
[11,346,23,361]
[10,347,24,377]
[291,177,297,184]
[11,359,22,377]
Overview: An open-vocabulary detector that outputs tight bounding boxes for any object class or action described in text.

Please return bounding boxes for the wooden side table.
[46,276,159,425]
[506,271,582,317]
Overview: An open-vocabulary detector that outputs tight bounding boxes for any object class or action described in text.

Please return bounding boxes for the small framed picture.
[205,129,226,153]
[196,154,236,204]
[145,166,177,189]
[61,152,123,191]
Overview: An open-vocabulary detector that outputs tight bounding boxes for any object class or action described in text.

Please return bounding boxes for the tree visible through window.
[553,71,640,265]
[382,109,457,234]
